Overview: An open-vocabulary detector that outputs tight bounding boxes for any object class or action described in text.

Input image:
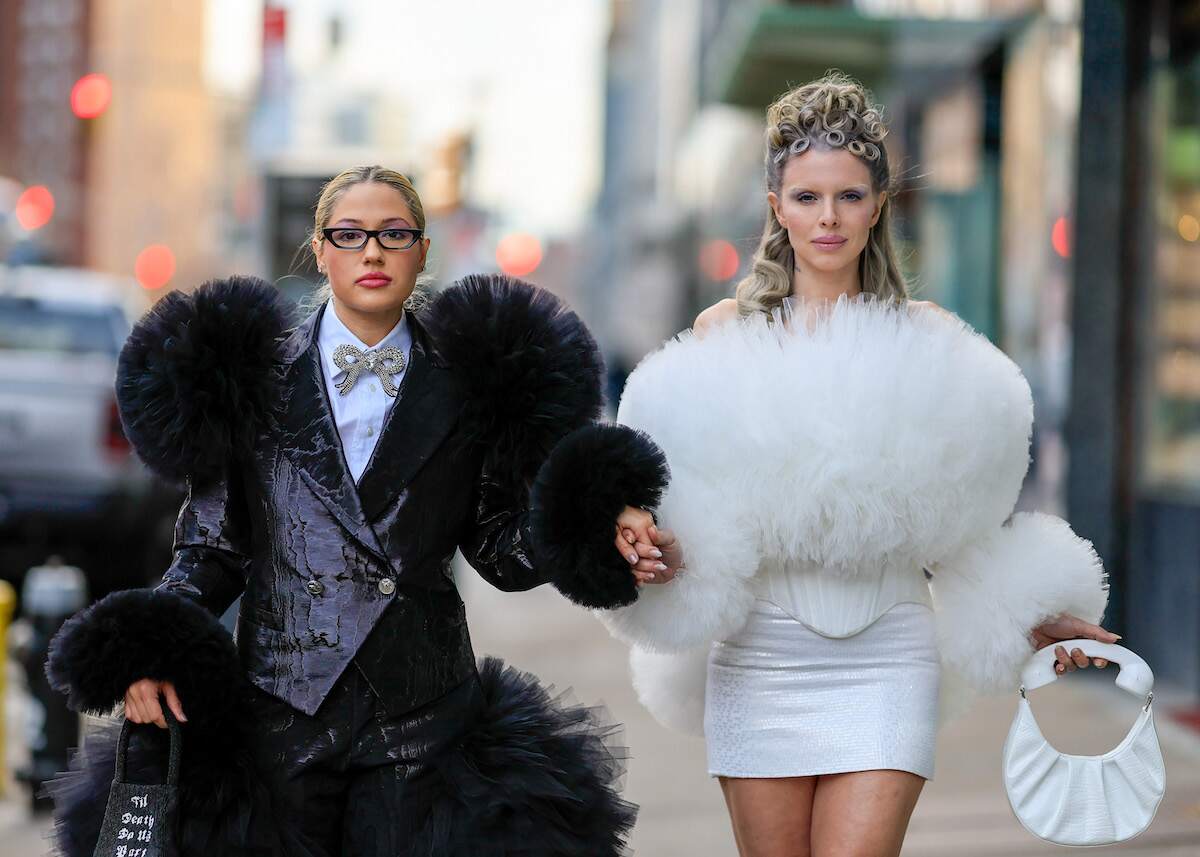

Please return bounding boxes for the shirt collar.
[317,298,411,379]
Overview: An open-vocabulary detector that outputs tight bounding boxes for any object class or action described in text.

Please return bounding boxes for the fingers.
[124,679,174,728]
[124,690,146,724]
[634,557,669,574]
[162,683,188,723]
[614,532,639,566]
[1054,645,1075,674]
[1063,616,1121,643]
[1070,647,1090,669]
[1054,645,1094,673]
[1093,658,1109,668]
[650,525,676,547]
[634,540,662,560]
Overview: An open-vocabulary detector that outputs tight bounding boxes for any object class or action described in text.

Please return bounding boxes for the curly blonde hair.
[735,72,909,317]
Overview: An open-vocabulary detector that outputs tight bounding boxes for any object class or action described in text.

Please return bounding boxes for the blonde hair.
[306,165,431,311]
[735,72,909,317]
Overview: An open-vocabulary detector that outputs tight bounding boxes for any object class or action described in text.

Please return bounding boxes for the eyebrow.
[331,217,414,227]
[790,186,869,194]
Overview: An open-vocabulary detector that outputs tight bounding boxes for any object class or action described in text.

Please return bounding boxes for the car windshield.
[0,299,122,355]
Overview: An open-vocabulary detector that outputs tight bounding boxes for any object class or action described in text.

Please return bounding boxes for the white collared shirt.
[316,298,412,483]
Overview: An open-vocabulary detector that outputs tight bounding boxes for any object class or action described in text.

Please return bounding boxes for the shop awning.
[708,4,1032,108]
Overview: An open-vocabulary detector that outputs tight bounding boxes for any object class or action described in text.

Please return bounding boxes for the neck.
[330,298,404,348]
[790,262,862,303]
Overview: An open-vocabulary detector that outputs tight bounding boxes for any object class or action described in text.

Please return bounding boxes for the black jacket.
[163,301,546,715]
[42,274,668,857]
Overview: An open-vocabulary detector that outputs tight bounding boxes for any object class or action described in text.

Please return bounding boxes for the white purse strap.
[1020,638,1154,700]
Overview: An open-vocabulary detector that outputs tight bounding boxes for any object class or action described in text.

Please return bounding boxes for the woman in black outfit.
[45,165,671,856]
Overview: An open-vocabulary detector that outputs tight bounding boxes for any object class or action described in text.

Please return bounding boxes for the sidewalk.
[4,575,1199,856]
[460,574,1200,856]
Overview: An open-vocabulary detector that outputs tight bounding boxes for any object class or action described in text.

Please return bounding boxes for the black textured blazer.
[163,301,548,715]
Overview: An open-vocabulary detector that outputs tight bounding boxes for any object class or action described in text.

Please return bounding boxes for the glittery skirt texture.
[705,599,940,780]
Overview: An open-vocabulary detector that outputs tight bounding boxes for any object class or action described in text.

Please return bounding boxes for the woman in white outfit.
[597,73,1119,857]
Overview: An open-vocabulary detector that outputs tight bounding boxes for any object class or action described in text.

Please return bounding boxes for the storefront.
[1070,0,1200,694]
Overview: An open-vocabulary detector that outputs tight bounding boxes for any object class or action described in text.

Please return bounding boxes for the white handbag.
[1002,639,1165,847]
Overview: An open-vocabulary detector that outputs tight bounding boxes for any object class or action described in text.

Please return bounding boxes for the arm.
[458,472,545,593]
[156,466,253,616]
[928,512,1113,697]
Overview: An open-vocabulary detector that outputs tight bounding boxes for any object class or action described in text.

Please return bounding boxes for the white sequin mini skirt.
[705,599,940,780]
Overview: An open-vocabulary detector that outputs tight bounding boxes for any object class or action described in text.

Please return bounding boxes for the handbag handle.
[115,704,182,787]
[1021,639,1154,698]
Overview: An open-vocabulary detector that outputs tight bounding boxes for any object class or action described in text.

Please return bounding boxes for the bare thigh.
[810,769,925,857]
[719,776,818,857]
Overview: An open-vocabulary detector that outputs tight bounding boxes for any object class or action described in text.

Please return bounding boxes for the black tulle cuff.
[530,423,670,609]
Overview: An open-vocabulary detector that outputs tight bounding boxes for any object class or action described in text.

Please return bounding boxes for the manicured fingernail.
[627,553,638,564]
[654,563,667,571]
[650,549,662,558]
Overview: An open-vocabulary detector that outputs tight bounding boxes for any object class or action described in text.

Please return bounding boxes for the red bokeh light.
[135,245,176,290]
[15,185,55,230]
[71,73,112,119]
[699,239,740,281]
[496,233,542,278]
[1051,216,1071,259]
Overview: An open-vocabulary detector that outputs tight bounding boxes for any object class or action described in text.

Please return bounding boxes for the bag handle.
[115,703,182,787]
[1021,639,1154,699]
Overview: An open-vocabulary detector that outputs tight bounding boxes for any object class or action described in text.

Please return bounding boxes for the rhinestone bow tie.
[332,344,407,398]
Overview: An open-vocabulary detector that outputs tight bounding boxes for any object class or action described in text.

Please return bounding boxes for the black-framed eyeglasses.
[321,227,424,251]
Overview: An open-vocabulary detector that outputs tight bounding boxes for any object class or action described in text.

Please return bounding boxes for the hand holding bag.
[92,708,181,857]
[1003,639,1165,847]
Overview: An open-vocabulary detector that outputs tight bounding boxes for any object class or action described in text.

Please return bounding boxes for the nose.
[362,235,385,262]
[820,200,839,228]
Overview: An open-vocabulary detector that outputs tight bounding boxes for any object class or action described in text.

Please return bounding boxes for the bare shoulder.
[908,299,955,320]
[693,299,738,337]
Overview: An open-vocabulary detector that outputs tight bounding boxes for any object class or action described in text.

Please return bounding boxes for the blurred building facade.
[1068,0,1200,695]
[0,0,235,302]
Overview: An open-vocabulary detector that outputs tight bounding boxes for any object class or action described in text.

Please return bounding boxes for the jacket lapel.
[275,306,387,562]
[356,314,463,523]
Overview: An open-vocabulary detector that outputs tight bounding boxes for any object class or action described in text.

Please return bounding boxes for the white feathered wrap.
[599,299,1108,735]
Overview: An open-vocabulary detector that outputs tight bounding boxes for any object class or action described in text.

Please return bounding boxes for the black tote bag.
[91,708,181,857]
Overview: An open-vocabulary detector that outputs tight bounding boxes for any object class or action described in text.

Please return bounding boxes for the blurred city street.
[3,0,1200,855]
[6,571,1200,855]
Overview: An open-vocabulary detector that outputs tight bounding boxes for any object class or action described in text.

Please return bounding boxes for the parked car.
[0,266,180,600]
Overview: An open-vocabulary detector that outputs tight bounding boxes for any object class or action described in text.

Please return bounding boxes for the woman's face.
[311,181,429,318]
[767,147,886,282]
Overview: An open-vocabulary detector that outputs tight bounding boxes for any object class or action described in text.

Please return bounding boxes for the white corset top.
[753,557,933,638]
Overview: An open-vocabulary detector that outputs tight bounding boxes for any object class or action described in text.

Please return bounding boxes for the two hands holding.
[614,506,685,587]
[123,507,1116,728]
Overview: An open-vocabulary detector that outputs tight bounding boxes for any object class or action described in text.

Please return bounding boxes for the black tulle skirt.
[46,657,636,857]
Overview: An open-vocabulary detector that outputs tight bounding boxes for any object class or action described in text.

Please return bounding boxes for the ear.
[418,238,430,272]
[767,191,786,229]
[311,235,324,273]
[870,190,888,228]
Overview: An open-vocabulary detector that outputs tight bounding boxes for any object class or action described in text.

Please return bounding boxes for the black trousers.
[250,664,483,857]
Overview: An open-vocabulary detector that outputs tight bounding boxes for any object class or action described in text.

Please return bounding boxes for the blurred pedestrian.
[42,165,670,856]
[568,72,1119,857]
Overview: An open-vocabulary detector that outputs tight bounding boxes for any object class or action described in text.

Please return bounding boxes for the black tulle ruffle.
[46,657,635,856]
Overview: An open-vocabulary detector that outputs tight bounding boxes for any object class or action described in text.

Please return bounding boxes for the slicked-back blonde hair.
[735,72,909,317]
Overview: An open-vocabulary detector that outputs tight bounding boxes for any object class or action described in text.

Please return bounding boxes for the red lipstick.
[355,272,392,288]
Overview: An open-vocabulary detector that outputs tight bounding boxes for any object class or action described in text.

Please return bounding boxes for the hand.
[614,506,671,586]
[124,679,187,729]
[1030,613,1121,674]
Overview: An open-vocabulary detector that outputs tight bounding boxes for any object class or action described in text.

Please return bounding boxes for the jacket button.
[378,578,396,596]
[306,578,324,596]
